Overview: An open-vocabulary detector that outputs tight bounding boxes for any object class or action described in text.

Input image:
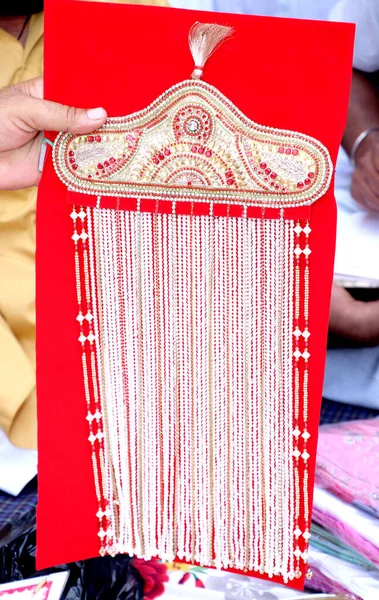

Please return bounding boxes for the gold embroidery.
[53,81,332,208]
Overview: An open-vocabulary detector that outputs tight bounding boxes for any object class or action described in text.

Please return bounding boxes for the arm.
[342,69,379,211]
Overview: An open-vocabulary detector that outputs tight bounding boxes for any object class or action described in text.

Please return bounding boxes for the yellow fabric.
[0,0,169,449]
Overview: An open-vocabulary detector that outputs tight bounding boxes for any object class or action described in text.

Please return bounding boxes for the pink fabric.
[316,418,379,516]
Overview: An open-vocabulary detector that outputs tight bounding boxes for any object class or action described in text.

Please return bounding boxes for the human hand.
[329,284,379,345]
[351,131,379,212]
[0,77,107,190]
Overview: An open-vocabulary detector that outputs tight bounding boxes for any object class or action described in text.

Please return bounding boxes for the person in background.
[322,0,379,411]
[170,0,335,20]
[0,0,169,451]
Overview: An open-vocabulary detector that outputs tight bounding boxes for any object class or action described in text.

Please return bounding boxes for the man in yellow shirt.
[0,0,169,450]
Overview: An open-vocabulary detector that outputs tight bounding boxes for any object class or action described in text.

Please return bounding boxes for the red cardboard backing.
[37,0,354,589]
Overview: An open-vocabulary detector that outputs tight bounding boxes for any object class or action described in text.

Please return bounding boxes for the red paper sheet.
[37,0,354,589]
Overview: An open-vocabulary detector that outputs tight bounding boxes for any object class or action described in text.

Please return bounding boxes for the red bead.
[158,153,164,161]
[227,179,234,186]
[205,150,212,157]
[270,181,275,186]
[225,170,232,177]
[285,148,292,155]
[153,157,159,165]
[270,172,277,179]
[292,148,299,156]
[260,162,267,169]
[97,163,104,170]
[88,136,94,143]
[69,150,74,157]
[69,157,75,164]
[187,181,193,186]
[275,184,280,190]
[191,146,197,153]
[95,135,101,143]
[304,178,311,186]
[109,157,116,164]
[278,147,284,154]
[126,134,133,141]
[164,148,171,156]
[265,168,271,175]
[88,174,92,179]
[104,161,109,167]
[297,182,304,188]
[198,147,204,155]
[72,164,78,170]
[308,172,315,179]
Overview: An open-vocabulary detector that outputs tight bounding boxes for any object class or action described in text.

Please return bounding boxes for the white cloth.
[0,427,37,495]
[309,547,379,600]
[331,0,379,72]
[313,486,379,549]
[170,0,337,20]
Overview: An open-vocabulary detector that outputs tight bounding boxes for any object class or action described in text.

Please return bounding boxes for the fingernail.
[87,107,106,120]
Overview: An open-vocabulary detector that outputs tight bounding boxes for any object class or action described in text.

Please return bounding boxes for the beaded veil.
[52,23,332,584]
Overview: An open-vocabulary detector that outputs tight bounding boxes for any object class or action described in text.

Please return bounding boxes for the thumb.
[9,78,107,136]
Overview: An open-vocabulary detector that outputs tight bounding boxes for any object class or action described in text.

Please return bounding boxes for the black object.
[0,475,143,600]
[0,528,144,600]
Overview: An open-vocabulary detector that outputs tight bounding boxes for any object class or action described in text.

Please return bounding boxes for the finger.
[9,88,107,136]
[351,171,379,212]
[0,135,42,190]
[14,77,44,100]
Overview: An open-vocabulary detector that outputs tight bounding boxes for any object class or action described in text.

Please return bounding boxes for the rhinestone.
[76,313,85,324]
[293,327,302,339]
[86,413,95,422]
[187,118,200,133]
[293,448,301,459]
[85,312,94,322]
[302,430,311,441]
[294,547,302,559]
[292,427,301,438]
[78,210,86,220]
[303,530,311,541]
[78,334,87,344]
[94,410,102,421]
[294,527,302,538]
[88,433,96,444]
[70,210,78,220]
[72,232,80,243]
[80,232,89,241]
[301,551,309,562]
[294,224,303,235]
[302,450,310,461]
[87,333,96,343]
[293,348,301,360]
[294,246,302,257]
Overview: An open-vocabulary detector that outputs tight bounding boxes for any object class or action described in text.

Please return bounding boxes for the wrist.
[351,127,379,164]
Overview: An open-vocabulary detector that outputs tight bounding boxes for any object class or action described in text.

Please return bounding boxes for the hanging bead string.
[79,207,299,578]
[301,221,312,566]
[71,206,109,556]
[292,219,312,579]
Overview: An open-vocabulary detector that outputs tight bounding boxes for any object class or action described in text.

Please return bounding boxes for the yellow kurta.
[0,0,169,450]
